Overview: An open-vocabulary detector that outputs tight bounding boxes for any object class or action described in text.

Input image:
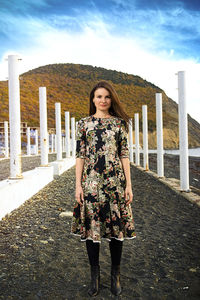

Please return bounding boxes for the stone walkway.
[0,165,200,299]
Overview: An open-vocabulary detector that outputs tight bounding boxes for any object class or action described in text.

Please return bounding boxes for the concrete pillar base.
[50,157,75,176]
[0,165,54,220]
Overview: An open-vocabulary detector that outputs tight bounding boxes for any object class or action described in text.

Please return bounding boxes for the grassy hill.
[0,63,200,149]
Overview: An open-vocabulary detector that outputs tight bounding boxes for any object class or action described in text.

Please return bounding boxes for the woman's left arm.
[120,157,133,205]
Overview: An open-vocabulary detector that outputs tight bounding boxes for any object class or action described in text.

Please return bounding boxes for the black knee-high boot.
[86,240,100,297]
[88,265,100,297]
[111,265,121,296]
[109,239,123,296]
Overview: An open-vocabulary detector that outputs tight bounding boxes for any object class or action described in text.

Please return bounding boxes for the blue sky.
[0,0,200,123]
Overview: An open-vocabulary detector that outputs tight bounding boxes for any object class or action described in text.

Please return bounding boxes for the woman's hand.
[124,185,133,206]
[76,185,84,206]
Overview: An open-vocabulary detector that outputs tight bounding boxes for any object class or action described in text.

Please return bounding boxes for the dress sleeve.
[118,119,129,158]
[76,119,86,159]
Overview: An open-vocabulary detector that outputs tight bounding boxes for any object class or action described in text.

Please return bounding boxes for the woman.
[71,81,136,297]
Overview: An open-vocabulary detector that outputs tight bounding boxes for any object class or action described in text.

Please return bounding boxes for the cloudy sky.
[0,0,200,123]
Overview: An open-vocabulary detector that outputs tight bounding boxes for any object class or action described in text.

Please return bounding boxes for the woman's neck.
[93,111,111,118]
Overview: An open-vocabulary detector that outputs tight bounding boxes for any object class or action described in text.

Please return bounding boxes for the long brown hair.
[89,81,130,132]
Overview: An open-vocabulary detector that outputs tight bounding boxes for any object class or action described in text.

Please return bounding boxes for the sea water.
[147,147,200,157]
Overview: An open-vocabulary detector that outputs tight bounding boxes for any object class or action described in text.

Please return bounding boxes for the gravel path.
[0,165,200,299]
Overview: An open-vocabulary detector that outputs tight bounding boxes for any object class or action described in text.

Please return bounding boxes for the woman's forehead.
[95,87,110,96]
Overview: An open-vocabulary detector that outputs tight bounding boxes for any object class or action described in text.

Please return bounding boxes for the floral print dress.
[71,115,136,243]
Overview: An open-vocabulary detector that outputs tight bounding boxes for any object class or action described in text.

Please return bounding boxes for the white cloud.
[0,18,199,123]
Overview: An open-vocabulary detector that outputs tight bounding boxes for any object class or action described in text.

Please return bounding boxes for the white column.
[55,134,57,153]
[27,127,31,155]
[35,129,38,155]
[178,71,189,191]
[8,55,22,178]
[4,121,9,158]
[142,105,149,170]
[62,136,65,152]
[53,134,55,153]
[156,93,164,177]
[51,134,54,153]
[55,102,62,160]
[129,118,133,163]
[39,87,48,166]
[65,111,71,157]
[71,117,76,157]
[135,113,140,166]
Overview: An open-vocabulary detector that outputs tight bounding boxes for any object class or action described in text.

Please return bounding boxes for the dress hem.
[70,232,136,243]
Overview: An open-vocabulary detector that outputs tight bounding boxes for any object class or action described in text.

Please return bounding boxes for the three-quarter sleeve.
[76,119,86,159]
[118,119,129,158]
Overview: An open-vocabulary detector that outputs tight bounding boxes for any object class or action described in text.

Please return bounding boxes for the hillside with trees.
[0,63,200,149]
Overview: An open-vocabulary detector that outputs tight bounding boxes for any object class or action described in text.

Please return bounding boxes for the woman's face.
[93,88,112,113]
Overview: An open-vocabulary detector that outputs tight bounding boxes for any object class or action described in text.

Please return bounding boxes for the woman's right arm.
[75,119,86,206]
[75,157,85,206]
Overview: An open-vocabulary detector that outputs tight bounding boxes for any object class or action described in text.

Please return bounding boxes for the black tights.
[86,239,123,266]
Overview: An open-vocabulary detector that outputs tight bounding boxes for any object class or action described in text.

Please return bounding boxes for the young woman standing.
[71,81,136,296]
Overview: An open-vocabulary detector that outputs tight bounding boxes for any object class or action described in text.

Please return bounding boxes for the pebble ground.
[0,159,200,299]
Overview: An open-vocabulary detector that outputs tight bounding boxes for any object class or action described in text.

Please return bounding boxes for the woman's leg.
[86,240,100,296]
[109,238,123,265]
[86,240,100,266]
[109,239,123,296]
